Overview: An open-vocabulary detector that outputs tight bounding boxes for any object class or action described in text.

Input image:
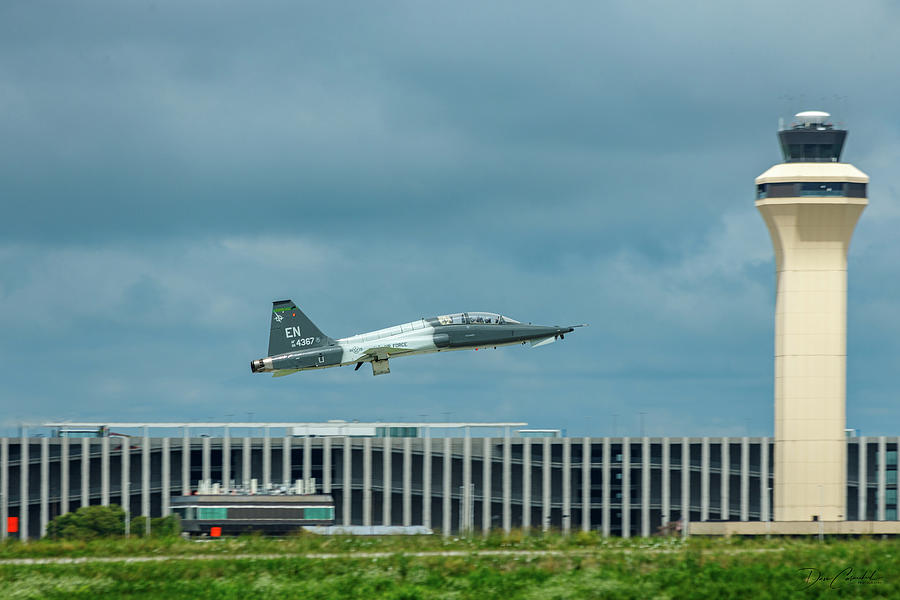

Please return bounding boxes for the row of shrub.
[45,505,180,540]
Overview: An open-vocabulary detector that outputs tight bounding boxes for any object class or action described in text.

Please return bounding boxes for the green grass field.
[0,533,896,599]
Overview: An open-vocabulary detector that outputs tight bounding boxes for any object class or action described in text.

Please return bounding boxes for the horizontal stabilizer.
[530,336,557,348]
[272,369,300,378]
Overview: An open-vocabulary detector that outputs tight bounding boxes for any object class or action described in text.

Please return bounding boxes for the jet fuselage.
[250,302,578,377]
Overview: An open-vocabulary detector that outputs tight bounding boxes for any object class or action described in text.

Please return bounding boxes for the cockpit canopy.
[434,312,520,326]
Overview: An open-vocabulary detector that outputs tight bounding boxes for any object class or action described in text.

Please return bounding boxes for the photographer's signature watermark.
[798,567,884,590]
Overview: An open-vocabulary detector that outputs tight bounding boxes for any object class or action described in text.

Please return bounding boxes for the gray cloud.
[1,1,899,436]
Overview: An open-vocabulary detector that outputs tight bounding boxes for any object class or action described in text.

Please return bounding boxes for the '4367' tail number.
[290,337,316,348]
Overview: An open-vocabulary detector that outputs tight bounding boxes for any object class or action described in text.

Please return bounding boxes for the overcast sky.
[2,1,899,438]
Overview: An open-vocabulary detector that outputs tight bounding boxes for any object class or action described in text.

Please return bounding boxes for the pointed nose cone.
[529,325,573,338]
[555,326,575,340]
[530,325,558,337]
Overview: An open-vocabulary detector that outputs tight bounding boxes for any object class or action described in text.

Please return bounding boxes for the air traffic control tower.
[756,111,868,522]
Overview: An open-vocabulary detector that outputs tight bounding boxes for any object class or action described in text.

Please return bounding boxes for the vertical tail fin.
[268,300,333,356]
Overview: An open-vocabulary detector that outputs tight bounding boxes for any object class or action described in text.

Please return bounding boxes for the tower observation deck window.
[777,119,847,163]
[783,144,838,162]
[800,182,845,196]
[757,182,866,199]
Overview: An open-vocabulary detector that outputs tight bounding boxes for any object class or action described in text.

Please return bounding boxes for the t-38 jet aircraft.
[251,299,583,377]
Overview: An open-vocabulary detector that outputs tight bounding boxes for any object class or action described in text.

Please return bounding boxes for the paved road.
[0,547,783,566]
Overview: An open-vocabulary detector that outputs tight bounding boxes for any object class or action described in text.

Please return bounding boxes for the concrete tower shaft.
[756,119,867,522]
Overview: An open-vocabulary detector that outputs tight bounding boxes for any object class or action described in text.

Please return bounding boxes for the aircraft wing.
[361,345,416,361]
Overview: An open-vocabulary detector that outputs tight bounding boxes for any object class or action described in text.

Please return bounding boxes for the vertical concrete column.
[382,436,392,526]
[60,437,69,516]
[542,437,550,532]
[857,437,866,520]
[661,437,670,527]
[641,437,650,537]
[740,437,749,521]
[182,428,190,495]
[896,436,900,515]
[701,437,709,521]
[422,433,431,529]
[601,438,610,537]
[101,436,110,506]
[482,437,492,534]
[40,438,49,538]
[462,431,472,534]
[896,437,900,515]
[323,437,332,494]
[582,437,590,532]
[19,430,28,541]
[304,436,312,485]
[403,437,411,527]
[562,437,571,534]
[761,438,770,522]
[161,438,170,516]
[80,438,89,509]
[242,437,251,489]
[878,436,886,521]
[681,438,690,531]
[342,437,351,526]
[142,430,150,521]
[1,438,7,540]
[522,438,531,530]
[442,437,451,536]
[202,436,211,485]
[363,438,372,526]
[282,435,291,486]
[222,427,231,493]
[622,437,630,538]
[720,437,729,520]
[121,437,130,516]
[503,433,512,533]
[263,426,271,490]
